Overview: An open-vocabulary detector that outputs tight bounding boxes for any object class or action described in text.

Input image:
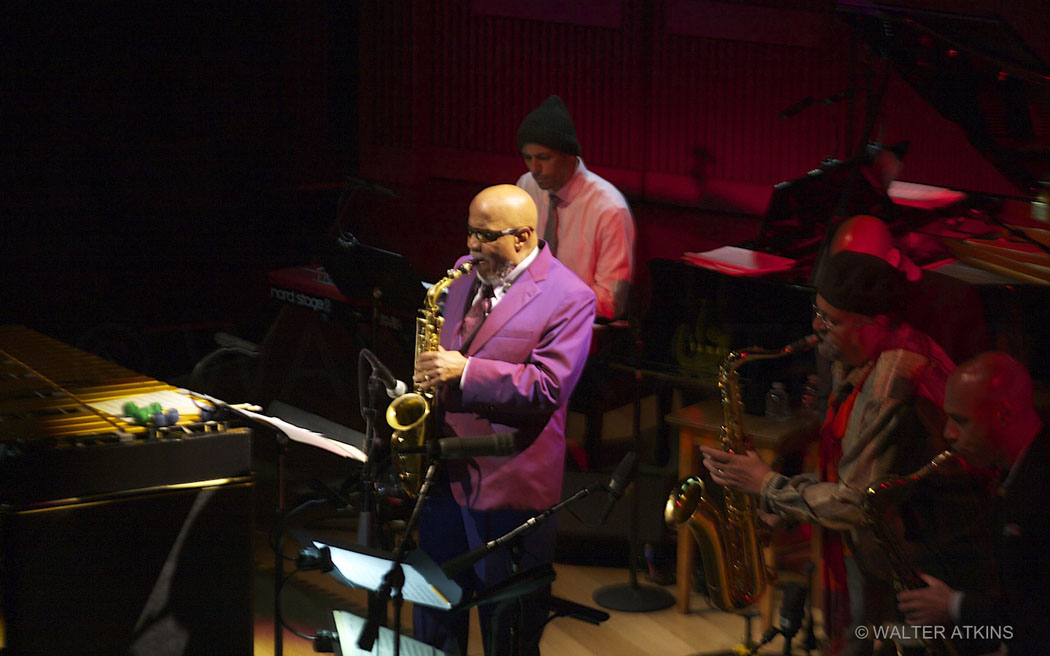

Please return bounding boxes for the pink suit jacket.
[438,243,596,511]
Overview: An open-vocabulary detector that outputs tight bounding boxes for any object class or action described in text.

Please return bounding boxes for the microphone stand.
[357,460,440,656]
[440,482,608,656]
[801,562,819,655]
[273,430,290,656]
[270,350,381,656]
[489,542,527,656]
[356,349,386,549]
[813,53,893,281]
[593,306,675,612]
[356,349,390,641]
[440,482,605,581]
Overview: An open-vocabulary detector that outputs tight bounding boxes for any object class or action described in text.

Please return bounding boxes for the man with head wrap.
[702,217,960,655]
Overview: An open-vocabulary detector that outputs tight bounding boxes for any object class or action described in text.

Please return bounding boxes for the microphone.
[598,451,638,524]
[777,96,814,119]
[758,625,782,648]
[778,87,854,119]
[360,348,409,398]
[432,434,516,459]
[778,581,807,639]
[440,506,546,580]
[398,434,518,460]
[440,467,610,580]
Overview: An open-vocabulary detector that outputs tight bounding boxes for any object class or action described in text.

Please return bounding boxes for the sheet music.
[332,610,444,656]
[888,180,967,209]
[234,407,367,462]
[683,246,796,276]
[320,541,455,610]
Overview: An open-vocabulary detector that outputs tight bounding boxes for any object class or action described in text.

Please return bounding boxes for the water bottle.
[765,381,791,422]
[800,374,821,421]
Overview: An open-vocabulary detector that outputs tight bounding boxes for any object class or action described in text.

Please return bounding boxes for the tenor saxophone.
[386,259,474,496]
[862,450,962,656]
[665,334,818,611]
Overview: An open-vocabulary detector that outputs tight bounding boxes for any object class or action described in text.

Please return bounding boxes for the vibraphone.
[0,325,254,655]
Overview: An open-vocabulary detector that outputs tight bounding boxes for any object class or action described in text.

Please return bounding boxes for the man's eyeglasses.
[812,302,839,330]
[466,225,527,243]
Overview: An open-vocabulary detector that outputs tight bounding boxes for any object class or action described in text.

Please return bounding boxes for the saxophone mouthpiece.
[788,334,820,353]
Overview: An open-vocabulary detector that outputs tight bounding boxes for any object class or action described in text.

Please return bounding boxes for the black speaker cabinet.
[1,479,254,655]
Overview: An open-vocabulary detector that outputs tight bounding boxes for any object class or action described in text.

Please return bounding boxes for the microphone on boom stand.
[396,434,519,461]
[360,348,409,398]
[597,451,638,525]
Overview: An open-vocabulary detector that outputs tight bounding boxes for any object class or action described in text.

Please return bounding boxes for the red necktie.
[460,284,494,350]
[546,193,561,255]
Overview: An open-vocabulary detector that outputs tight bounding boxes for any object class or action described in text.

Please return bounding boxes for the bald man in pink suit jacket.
[412,185,595,656]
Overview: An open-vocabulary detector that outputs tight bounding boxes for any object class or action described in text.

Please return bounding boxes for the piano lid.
[838,1,1050,195]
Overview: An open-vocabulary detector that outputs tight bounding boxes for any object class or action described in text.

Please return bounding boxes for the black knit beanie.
[516,95,580,156]
[813,250,906,317]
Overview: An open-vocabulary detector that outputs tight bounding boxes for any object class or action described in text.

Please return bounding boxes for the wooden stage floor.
[251,526,820,656]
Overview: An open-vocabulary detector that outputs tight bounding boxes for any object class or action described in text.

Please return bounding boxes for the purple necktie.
[460,283,494,350]
[546,193,561,255]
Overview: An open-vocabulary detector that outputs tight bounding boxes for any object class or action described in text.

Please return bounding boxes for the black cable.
[273,550,337,651]
[188,346,258,392]
[276,568,322,642]
[268,498,327,561]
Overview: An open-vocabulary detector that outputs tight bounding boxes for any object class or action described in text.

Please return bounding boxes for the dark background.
[4,1,1050,383]
[4,3,356,377]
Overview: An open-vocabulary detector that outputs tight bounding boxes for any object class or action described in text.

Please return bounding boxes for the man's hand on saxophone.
[896,573,954,626]
[414,346,467,391]
[699,445,773,496]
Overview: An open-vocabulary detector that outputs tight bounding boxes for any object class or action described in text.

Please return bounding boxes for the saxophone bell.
[386,392,431,497]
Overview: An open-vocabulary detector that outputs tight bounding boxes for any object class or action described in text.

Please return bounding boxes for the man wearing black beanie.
[515,95,635,320]
[700,218,998,656]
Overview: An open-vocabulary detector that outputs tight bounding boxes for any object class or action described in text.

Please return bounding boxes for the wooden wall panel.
[428,0,643,170]
[646,29,852,184]
[359,0,414,150]
[355,0,1028,206]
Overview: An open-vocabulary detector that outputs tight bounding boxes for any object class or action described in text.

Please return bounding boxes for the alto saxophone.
[862,450,962,656]
[386,259,474,496]
[665,334,818,611]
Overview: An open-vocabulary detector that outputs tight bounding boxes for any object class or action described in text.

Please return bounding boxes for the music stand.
[325,566,566,656]
[330,609,446,656]
[213,399,369,656]
[293,529,463,611]
[750,154,892,263]
[265,400,369,461]
[316,236,425,348]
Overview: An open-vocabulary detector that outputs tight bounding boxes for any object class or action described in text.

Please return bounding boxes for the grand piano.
[644,0,1050,414]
